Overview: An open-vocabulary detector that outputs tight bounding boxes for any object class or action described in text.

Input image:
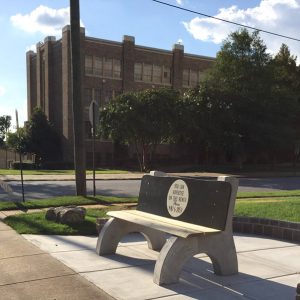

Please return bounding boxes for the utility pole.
[70,0,86,196]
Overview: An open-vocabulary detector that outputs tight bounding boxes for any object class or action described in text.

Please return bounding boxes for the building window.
[198,71,206,83]
[94,57,102,76]
[104,90,113,104]
[103,57,113,77]
[94,88,101,105]
[85,55,93,75]
[183,69,189,86]
[85,88,93,105]
[183,69,201,87]
[163,67,171,84]
[134,63,142,81]
[134,63,170,85]
[143,64,152,82]
[153,65,162,83]
[85,55,122,79]
[113,59,121,78]
[190,70,198,86]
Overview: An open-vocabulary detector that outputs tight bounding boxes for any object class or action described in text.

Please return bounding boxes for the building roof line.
[86,36,216,60]
[184,53,216,61]
[135,45,173,55]
[86,36,123,47]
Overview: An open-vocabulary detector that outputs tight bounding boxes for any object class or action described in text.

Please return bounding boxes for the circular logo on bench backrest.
[167,179,189,217]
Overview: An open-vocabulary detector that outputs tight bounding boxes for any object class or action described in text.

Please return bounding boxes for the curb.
[233,216,300,244]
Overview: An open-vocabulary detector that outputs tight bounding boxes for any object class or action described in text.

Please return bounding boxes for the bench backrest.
[137,175,236,231]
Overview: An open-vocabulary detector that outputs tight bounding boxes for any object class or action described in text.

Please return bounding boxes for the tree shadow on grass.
[4,212,99,236]
[11,201,28,212]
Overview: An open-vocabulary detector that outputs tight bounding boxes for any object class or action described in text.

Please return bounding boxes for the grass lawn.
[237,190,300,198]
[0,168,130,175]
[2,191,300,235]
[3,208,117,235]
[0,195,138,211]
[235,197,300,222]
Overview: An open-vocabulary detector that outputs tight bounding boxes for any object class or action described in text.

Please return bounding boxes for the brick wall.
[26,28,215,165]
[233,216,300,243]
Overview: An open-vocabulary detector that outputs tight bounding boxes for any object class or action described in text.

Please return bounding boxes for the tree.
[100,88,179,171]
[202,29,274,166]
[25,107,61,163]
[6,128,28,154]
[176,84,237,166]
[173,86,211,165]
[0,115,11,144]
[268,44,300,165]
[186,30,300,168]
[0,115,12,168]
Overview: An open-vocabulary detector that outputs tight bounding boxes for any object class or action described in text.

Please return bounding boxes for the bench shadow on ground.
[104,251,296,299]
[43,233,296,299]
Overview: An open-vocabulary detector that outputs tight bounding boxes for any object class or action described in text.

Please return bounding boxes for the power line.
[152,0,300,42]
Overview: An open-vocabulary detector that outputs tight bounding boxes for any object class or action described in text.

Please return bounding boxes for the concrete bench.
[96,172,239,285]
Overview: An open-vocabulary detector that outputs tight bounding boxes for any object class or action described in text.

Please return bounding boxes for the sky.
[1,0,300,129]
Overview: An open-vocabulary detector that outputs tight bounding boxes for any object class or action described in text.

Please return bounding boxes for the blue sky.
[1,0,299,128]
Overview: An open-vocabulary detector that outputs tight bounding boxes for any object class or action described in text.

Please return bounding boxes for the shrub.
[11,161,36,170]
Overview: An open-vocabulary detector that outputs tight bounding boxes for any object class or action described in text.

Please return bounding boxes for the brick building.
[26,25,215,167]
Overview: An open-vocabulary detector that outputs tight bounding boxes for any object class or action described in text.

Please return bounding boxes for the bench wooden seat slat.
[108,210,220,238]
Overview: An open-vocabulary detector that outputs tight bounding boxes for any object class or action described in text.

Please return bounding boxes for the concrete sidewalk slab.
[0,172,144,182]
[0,230,43,259]
[0,211,8,221]
[0,221,115,299]
[0,219,11,230]
[0,253,75,286]
[0,274,113,300]
[23,233,300,300]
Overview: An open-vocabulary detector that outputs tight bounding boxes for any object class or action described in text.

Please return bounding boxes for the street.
[1,177,300,202]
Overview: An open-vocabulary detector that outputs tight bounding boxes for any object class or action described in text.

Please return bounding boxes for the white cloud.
[10,6,71,36]
[176,0,184,5]
[26,44,36,52]
[0,86,5,97]
[183,0,300,59]
[177,38,184,44]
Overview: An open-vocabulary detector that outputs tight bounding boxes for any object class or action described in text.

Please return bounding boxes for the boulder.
[45,206,86,224]
[45,207,57,221]
[96,218,108,233]
[296,283,300,300]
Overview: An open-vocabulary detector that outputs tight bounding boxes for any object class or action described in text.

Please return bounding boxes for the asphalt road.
[1,177,300,202]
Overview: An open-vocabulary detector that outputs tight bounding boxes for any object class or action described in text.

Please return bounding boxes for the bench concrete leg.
[96,218,166,255]
[154,236,198,285]
[154,232,238,285]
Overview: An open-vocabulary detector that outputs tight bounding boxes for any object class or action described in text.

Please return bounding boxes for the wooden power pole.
[70,0,86,196]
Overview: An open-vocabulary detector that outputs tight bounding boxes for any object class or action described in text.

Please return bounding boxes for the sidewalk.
[1,170,300,182]
[1,209,300,299]
[0,215,113,300]
[22,232,300,300]
[0,172,144,182]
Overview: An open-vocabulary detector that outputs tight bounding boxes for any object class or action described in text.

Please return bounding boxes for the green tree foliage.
[204,29,273,164]
[269,44,300,162]
[25,107,61,163]
[180,84,238,165]
[178,29,300,168]
[6,128,28,153]
[0,115,11,147]
[187,29,300,167]
[100,88,179,171]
